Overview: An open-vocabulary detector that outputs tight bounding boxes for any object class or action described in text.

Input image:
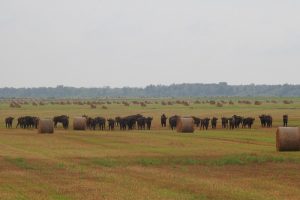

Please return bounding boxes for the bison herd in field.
[165,115,272,130]
[5,114,289,131]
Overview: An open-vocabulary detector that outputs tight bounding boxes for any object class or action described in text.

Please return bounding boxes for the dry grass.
[1,97,300,199]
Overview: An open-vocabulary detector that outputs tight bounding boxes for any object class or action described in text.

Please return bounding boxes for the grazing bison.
[211,117,218,129]
[283,115,288,127]
[169,115,179,130]
[161,114,167,127]
[53,115,69,129]
[5,117,14,128]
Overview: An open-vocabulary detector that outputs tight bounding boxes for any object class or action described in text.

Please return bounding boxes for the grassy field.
[0,98,300,200]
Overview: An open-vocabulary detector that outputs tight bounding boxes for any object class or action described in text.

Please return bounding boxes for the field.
[1,98,300,200]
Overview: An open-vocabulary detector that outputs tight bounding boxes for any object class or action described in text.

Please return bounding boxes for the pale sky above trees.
[0,0,299,87]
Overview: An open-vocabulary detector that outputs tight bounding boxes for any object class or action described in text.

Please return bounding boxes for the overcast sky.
[0,0,299,88]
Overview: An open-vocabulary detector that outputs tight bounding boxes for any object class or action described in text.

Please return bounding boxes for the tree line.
[0,83,300,98]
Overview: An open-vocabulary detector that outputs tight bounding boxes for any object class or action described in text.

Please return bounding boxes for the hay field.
[1,98,300,200]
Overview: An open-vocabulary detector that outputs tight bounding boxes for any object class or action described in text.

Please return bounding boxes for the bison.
[53,115,69,129]
[108,119,115,130]
[169,115,179,130]
[211,117,218,129]
[5,117,14,128]
[283,115,288,127]
[161,114,167,127]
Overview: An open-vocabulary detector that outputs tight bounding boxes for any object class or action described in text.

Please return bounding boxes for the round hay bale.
[38,119,54,134]
[216,102,223,107]
[254,101,262,105]
[73,117,87,130]
[177,117,195,133]
[276,127,300,151]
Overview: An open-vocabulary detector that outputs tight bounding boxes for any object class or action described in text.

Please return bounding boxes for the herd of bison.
[4,114,289,131]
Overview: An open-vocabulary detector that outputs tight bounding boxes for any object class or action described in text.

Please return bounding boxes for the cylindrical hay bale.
[276,127,300,151]
[38,119,54,134]
[177,117,195,133]
[73,117,87,130]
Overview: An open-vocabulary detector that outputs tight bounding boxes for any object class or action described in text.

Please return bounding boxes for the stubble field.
[0,98,300,200]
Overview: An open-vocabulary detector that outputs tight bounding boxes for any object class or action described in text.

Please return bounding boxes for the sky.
[0,0,300,88]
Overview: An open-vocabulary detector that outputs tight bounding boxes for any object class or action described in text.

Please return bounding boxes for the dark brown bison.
[192,116,201,127]
[221,117,228,128]
[169,115,179,130]
[259,115,272,128]
[161,114,167,127]
[145,117,153,130]
[53,115,69,129]
[200,118,210,130]
[211,117,218,129]
[108,119,115,130]
[242,117,255,129]
[5,117,14,128]
[137,117,146,130]
[283,115,288,127]
[16,116,39,129]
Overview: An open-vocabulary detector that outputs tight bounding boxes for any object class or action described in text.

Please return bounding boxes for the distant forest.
[0,83,300,98]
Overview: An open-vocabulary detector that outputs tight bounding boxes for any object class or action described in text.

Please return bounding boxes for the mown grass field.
[0,98,300,200]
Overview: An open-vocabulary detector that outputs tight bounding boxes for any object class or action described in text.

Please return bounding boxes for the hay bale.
[123,102,130,106]
[38,119,54,134]
[183,101,189,106]
[161,101,167,106]
[216,102,223,107]
[176,117,195,133]
[10,101,21,108]
[283,100,293,104]
[254,101,262,105]
[194,100,201,104]
[167,101,173,105]
[140,102,147,107]
[73,117,87,130]
[102,105,108,109]
[209,100,216,105]
[276,127,300,151]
